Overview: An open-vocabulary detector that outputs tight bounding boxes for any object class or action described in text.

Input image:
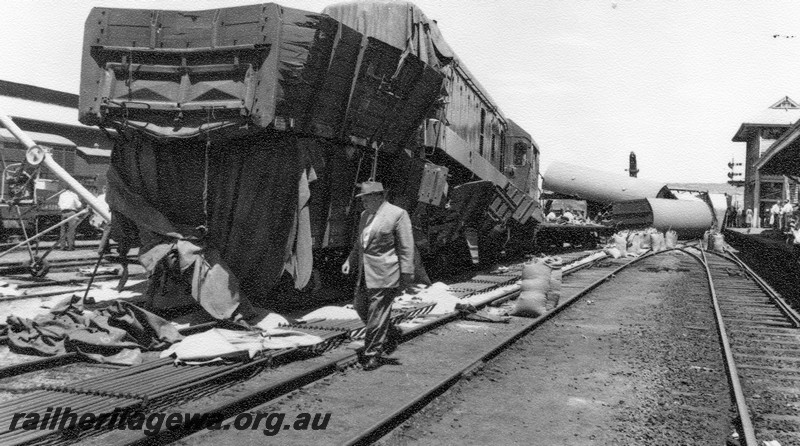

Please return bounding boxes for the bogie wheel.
[28,257,50,278]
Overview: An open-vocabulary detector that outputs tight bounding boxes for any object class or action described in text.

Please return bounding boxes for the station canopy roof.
[0,128,75,147]
[0,95,83,128]
[731,96,800,142]
[755,119,800,176]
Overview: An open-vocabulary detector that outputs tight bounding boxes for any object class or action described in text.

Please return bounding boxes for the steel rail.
[718,248,800,328]
[0,322,217,381]
[111,262,598,445]
[12,274,119,289]
[681,246,758,446]
[341,249,663,446]
[0,250,621,445]
[0,352,80,377]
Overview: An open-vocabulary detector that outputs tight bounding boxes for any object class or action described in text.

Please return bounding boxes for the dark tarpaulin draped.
[107,133,306,317]
[6,298,182,365]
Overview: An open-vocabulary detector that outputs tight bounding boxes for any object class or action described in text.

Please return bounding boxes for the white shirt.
[782,202,794,214]
[361,213,376,249]
[58,190,82,212]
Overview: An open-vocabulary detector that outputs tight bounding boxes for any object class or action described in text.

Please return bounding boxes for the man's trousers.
[354,287,398,358]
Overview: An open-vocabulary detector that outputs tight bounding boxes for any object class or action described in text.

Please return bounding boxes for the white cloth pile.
[160,327,323,364]
[299,305,360,321]
[396,282,461,315]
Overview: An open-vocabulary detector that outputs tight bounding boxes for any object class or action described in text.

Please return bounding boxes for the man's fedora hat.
[356,181,385,197]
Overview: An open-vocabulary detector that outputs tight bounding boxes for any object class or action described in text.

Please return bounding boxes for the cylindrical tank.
[542,161,674,204]
[613,198,713,238]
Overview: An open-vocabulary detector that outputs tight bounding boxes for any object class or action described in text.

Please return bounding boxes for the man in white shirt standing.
[770,201,782,230]
[782,200,794,232]
[57,189,82,251]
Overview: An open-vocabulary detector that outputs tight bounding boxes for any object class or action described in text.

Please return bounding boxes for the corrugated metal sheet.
[542,161,674,204]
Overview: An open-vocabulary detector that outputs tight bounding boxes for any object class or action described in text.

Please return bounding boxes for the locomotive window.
[514,142,527,166]
[479,109,485,157]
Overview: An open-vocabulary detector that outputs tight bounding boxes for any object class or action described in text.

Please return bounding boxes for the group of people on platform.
[726,199,800,256]
[768,200,796,231]
[727,200,798,232]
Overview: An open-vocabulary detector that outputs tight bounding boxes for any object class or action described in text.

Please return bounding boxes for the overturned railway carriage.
[78,1,540,314]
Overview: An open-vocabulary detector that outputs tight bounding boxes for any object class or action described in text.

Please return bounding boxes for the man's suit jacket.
[348,201,415,289]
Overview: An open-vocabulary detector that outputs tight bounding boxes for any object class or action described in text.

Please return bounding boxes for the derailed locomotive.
[77,1,541,315]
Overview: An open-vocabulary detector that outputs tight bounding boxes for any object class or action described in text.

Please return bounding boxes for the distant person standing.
[770,201,781,230]
[726,206,737,228]
[745,208,753,233]
[342,181,414,371]
[57,189,82,251]
[782,200,794,231]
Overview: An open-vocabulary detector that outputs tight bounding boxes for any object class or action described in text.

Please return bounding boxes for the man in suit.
[342,181,414,371]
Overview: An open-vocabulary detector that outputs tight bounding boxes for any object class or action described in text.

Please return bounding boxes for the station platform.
[724,227,800,308]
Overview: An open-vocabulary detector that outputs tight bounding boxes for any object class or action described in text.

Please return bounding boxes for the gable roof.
[732,96,800,142]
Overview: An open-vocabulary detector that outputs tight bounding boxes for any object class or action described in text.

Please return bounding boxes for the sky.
[3,0,800,184]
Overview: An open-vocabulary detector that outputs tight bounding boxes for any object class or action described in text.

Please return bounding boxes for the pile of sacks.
[701,229,725,253]
[604,228,678,258]
[511,256,563,318]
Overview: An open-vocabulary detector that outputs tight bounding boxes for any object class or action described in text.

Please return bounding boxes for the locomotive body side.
[76,1,543,310]
[324,0,542,267]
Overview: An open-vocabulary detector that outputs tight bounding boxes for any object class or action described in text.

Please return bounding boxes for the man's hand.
[399,273,414,290]
[341,260,351,275]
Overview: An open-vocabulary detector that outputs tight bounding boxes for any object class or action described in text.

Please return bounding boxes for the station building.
[0,79,111,195]
[756,99,800,209]
[732,96,800,227]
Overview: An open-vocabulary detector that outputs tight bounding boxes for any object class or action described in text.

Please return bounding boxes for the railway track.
[687,246,800,445]
[87,251,638,446]
[2,245,800,445]
[175,246,800,445]
[0,249,607,445]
